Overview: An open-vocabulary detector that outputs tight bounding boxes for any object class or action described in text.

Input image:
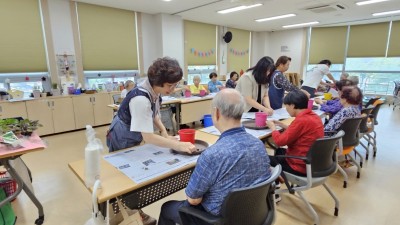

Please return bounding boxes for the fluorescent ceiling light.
[217,3,262,14]
[356,0,390,6]
[255,14,296,22]
[283,21,319,28]
[373,9,400,16]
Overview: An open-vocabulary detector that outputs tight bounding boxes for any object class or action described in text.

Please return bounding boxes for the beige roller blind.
[184,20,216,65]
[77,3,138,70]
[0,0,47,73]
[227,28,250,73]
[388,20,400,57]
[309,26,347,64]
[348,22,390,57]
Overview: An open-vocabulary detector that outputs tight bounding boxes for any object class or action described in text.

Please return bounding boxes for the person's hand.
[301,89,311,98]
[314,98,324,105]
[263,107,274,116]
[266,120,276,131]
[176,142,196,154]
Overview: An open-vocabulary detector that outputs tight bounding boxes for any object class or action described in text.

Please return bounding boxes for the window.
[84,70,138,91]
[345,57,400,95]
[187,65,217,85]
[0,72,49,98]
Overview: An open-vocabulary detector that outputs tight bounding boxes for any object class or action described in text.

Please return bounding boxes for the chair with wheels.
[275,131,344,225]
[178,165,282,225]
[358,107,375,160]
[331,116,364,189]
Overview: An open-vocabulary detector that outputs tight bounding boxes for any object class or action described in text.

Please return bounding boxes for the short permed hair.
[147,57,183,87]
[340,86,363,105]
[209,72,218,79]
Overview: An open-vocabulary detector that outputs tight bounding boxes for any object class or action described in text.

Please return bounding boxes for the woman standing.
[268,56,303,110]
[235,56,274,115]
[225,71,239,89]
[106,57,196,153]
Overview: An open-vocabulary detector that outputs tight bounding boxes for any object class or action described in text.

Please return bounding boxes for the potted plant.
[18,119,42,136]
[51,83,60,96]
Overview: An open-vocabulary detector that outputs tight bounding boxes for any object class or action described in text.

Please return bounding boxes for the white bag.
[108,198,143,225]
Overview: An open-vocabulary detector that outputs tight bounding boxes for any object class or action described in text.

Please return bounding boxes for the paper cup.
[308,99,314,110]
[255,112,267,127]
[200,90,206,97]
[184,90,191,97]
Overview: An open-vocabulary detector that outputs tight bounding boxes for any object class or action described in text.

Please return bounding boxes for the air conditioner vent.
[305,4,346,13]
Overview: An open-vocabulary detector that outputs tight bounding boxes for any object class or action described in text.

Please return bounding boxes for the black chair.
[328,116,364,189]
[276,131,344,225]
[178,165,282,225]
[358,107,375,160]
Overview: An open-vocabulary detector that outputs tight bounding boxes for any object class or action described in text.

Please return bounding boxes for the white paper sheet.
[199,125,273,139]
[103,144,200,184]
[161,96,178,102]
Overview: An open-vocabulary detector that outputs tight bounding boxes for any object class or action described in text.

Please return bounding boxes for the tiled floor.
[11,105,400,225]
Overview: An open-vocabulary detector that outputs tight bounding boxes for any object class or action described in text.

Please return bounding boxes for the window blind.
[0,0,47,73]
[77,3,138,70]
[227,28,250,73]
[309,26,347,64]
[184,20,216,66]
[388,20,400,57]
[348,22,390,57]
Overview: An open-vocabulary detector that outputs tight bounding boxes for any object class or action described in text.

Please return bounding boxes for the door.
[0,101,27,119]
[52,97,76,133]
[72,95,95,129]
[26,99,54,135]
[93,93,113,126]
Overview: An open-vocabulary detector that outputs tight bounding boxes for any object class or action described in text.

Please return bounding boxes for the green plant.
[0,119,42,136]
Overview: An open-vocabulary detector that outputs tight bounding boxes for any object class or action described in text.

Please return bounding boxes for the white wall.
[251,31,270,66]
[160,14,184,68]
[140,13,161,74]
[268,28,307,75]
[47,0,75,55]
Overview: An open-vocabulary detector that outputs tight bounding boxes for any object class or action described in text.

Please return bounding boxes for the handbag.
[0,188,16,225]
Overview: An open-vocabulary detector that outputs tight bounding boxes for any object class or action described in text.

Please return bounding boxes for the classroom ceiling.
[73,0,400,31]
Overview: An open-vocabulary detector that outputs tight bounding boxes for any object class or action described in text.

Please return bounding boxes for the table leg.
[176,103,181,131]
[1,158,44,225]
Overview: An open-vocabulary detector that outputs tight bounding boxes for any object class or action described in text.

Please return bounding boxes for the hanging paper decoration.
[229,48,250,57]
[25,76,30,81]
[190,48,215,57]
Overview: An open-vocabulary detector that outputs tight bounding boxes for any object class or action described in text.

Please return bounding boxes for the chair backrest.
[364,97,380,108]
[307,130,345,178]
[370,101,383,124]
[337,116,364,147]
[220,165,281,225]
[359,107,374,133]
[112,94,122,104]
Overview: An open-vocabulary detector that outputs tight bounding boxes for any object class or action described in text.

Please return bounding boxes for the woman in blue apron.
[269,56,309,110]
[106,57,196,154]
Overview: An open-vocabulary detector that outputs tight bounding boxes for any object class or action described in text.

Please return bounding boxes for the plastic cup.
[199,90,206,97]
[324,93,332,100]
[203,114,213,127]
[255,112,267,127]
[184,90,191,97]
[178,129,196,144]
[308,99,314,110]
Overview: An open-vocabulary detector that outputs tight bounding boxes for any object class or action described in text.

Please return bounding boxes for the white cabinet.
[26,97,75,135]
[73,93,112,129]
[0,101,27,119]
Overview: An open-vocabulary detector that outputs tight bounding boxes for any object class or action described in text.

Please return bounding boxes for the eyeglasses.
[166,82,179,90]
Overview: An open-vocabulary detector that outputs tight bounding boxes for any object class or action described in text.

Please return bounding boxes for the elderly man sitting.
[158,89,272,225]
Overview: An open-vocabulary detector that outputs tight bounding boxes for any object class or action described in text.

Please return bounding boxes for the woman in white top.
[235,56,274,115]
[301,59,336,98]
[120,80,135,98]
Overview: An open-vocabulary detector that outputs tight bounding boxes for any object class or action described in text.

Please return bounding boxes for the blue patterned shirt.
[208,80,223,93]
[185,127,271,215]
[324,105,361,132]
